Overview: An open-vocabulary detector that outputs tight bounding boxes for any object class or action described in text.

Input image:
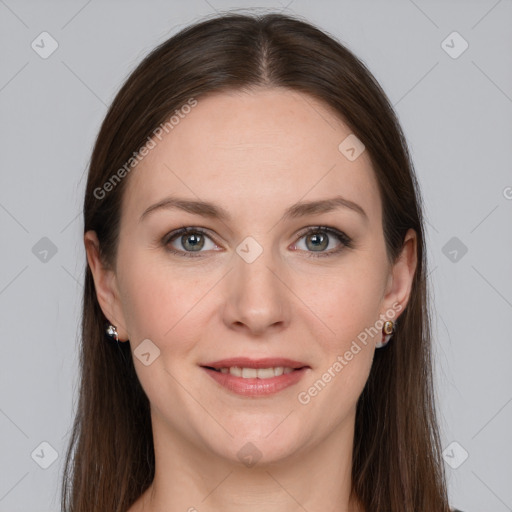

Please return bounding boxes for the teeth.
[217,366,297,379]
[242,367,258,378]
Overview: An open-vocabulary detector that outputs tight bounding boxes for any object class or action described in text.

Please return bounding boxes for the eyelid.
[292,225,353,257]
[162,225,353,258]
[163,226,220,258]
[295,225,352,245]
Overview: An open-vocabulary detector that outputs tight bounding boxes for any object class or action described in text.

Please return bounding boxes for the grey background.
[1,0,511,511]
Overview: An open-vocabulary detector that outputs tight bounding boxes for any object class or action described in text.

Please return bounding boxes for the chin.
[205,421,305,467]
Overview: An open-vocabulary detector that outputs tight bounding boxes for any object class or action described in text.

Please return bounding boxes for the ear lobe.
[84,231,129,341]
[383,228,418,316]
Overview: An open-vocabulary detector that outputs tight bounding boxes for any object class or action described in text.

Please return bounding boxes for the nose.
[222,246,290,336]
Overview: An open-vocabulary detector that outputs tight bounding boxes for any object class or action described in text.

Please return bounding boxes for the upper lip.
[201,357,310,370]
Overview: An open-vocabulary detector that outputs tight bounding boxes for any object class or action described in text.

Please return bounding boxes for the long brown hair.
[61,11,450,512]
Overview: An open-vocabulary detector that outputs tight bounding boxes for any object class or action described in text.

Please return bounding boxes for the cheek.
[117,252,210,347]
[301,276,380,414]
[304,265,385,347]
[116,255,207,399]
[311,261,386,406]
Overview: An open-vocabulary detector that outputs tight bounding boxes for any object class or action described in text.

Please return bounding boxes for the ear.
[84,230,129,341]
[381,228,418,319]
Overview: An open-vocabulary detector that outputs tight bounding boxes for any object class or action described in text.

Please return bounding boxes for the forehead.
[121,88,381,226]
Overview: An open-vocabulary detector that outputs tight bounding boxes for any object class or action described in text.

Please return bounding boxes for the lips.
[200,357,309,370]
[201,365,309,396]
[199,357,311,396]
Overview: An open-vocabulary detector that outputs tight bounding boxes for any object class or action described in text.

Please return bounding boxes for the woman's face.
[86,88,416,465]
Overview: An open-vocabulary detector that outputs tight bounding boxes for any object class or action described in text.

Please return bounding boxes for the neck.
[129,407,364,512]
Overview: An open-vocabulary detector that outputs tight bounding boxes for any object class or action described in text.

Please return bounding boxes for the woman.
[61,11,463,512]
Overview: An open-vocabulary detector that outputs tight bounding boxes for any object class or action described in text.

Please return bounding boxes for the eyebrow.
[139,194,368,223]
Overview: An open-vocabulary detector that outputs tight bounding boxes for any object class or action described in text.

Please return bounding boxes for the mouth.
[200,357,310,396]
[202,366,307,377]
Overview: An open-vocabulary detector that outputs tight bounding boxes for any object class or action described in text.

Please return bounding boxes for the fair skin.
[85,88,417,512]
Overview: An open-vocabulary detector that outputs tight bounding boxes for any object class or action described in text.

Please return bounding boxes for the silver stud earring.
[105,323,119,342]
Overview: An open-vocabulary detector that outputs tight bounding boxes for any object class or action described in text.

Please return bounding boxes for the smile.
[201,365,309,396]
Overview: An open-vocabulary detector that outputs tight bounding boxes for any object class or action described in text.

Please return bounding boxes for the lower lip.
[201,367,309,396]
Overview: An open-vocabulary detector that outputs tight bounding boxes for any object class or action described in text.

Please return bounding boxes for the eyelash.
[162,226,353,259]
